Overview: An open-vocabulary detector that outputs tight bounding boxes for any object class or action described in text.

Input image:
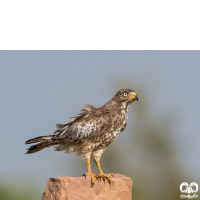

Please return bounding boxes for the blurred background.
[0,51,199,200]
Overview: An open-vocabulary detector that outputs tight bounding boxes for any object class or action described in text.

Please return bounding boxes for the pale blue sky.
[0,51,199,192]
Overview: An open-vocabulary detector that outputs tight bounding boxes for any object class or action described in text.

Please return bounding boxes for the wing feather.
[54,104,121,143]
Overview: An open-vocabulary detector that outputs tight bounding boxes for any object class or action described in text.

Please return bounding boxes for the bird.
[25,89,138,187]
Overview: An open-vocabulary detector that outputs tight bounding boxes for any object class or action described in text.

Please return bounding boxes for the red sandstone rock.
[42,173,133,200]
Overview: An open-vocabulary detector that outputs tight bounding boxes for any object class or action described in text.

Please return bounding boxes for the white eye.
[123,92,127,96]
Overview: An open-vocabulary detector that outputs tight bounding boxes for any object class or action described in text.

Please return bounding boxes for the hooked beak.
[129,92,138,101]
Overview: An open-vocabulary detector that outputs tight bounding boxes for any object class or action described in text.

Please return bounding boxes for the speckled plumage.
[25,89,138,185]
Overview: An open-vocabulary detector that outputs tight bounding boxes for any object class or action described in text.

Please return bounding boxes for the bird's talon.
[82,174,86,178]
[83,172,99,186]
[98,173,114,186]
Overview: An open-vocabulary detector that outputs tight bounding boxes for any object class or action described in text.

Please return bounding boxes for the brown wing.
[53,104,122,143]
[25,104,122,153]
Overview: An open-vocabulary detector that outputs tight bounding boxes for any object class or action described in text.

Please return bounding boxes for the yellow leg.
[86,158,92,173]
[82,158,99,187]
[95,160,114,186]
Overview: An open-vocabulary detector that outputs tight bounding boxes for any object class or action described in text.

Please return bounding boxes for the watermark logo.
[180,182,198,199]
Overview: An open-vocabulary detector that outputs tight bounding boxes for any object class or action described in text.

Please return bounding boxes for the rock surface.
[42,173,133,200]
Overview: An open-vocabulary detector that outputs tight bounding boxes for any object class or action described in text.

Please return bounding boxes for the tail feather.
[25,135,53,144]
[25,140,59,154]
[25,134,61,154]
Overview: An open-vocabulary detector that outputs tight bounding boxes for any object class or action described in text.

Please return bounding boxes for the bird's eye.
[123,92,127,97]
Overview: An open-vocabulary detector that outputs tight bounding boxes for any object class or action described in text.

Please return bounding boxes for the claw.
[111,181,114,186]
[83,172,99,187]
[98,173,114,186]
[97,176,101,182]
[82,174,86,178]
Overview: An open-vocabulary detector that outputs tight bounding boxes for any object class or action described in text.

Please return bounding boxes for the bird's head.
[112,89,138,105]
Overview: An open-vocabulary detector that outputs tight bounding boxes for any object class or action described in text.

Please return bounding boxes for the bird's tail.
[25,134,59,154]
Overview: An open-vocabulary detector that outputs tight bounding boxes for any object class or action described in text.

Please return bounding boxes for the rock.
[42,173,133,200]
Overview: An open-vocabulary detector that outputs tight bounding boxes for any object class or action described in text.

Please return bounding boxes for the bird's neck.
[104,99,130,113]
[121,102,130,112]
